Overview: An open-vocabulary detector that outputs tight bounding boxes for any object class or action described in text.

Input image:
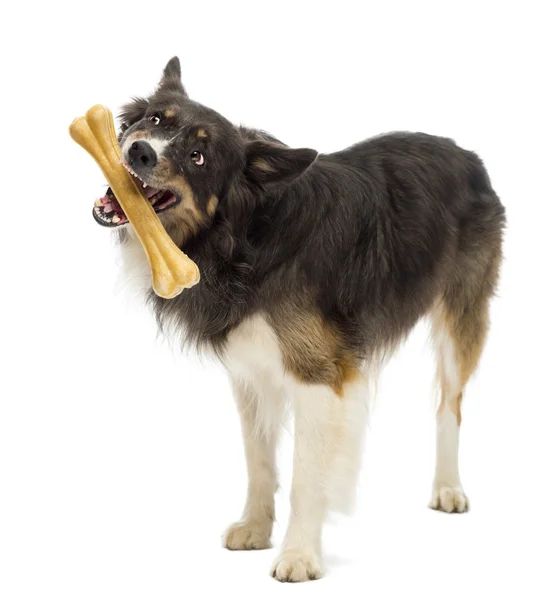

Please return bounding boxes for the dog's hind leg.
[429,301,474,513]
[429,236,501,512]
[271,373,369,582]
[223,378,285,550]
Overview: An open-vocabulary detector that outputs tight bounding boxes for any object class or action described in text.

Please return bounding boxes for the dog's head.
[93,57,318,246]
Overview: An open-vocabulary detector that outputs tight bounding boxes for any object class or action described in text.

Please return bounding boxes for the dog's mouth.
[92,163,180,228]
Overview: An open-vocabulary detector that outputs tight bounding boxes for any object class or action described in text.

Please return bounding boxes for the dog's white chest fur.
[223,315,285,388]
[116,232,152,298]
[222,315,290,443]
[118,234,287,393]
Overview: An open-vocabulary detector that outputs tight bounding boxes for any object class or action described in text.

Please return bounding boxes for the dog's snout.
[128,140,157,169]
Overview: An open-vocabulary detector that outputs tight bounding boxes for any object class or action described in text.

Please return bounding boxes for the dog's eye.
[149,114,161,125]
[191,151,205,166]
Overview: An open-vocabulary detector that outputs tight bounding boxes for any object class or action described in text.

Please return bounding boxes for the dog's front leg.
[271,383,333,582]
[223,378,284,550]
[272,376,369,582]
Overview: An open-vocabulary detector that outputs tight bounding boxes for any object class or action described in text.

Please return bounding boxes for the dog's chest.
[118,235,284,389]
[223,314,286,392]
[117,232,153,297]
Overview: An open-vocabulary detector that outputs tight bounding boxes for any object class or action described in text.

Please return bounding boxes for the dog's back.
[225,131,505,360]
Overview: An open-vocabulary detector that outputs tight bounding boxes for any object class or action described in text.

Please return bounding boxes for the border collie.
[92,57,505,582]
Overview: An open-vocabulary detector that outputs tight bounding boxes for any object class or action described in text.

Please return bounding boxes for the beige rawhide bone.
[69,104,200,299]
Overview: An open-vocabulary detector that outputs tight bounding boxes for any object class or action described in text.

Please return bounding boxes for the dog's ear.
[118,96,149,137]
[158,56,187,96]
[244,141,317,185]
[119,97,149,123]
[163,56,181,80]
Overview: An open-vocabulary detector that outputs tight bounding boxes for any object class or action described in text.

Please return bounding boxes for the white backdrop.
[1,1,555,598]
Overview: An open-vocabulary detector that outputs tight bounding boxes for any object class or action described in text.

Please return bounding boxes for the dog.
[92,57,505,582]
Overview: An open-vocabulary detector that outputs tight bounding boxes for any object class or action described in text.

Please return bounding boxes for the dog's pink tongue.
[94,195,110,208]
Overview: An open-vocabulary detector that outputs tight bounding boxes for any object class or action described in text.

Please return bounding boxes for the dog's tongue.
[95,193,124,215]
[99,184,160,205]
[93,184,162,222]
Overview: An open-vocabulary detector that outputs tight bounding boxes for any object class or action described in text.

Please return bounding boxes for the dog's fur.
[113,57,505,581]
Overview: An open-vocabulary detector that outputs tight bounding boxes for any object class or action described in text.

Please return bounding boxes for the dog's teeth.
[94,199,103,207]
[143,182,147,188]
[112,215,121,224]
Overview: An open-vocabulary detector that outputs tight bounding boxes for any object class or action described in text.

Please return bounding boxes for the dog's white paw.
[429,483,469,513]
[271,548,323,582]
[223,520,272,550]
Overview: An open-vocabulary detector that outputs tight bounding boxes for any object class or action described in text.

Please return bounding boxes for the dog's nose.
[128,140,157,169]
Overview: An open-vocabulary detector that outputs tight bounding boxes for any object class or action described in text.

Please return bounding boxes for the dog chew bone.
[69,104,200,299]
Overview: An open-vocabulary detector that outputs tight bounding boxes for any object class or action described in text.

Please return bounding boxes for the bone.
[69,105,200,299]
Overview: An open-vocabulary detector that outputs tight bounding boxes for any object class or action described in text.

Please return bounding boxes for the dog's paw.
[271,548,323,582]
[429,483,469,513]
[223,520,272,550]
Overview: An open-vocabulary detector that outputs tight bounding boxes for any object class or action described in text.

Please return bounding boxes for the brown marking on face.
[197,128,208,138]
[148,155,173,183]
[145,157,218,247]
[206,195,219,217]
[124,129,151,146]
[164,108,177,118]
[268,306,359,394]
[149,163,210,248]
[167,175,203,221]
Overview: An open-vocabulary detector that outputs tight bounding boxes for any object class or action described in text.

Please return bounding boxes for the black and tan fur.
[109,57,505,581]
